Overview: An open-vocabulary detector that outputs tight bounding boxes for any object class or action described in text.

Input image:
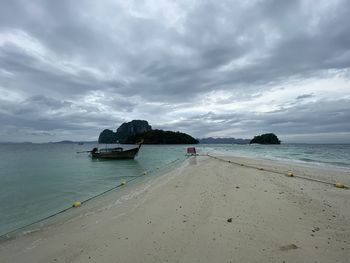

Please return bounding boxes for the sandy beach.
[1,155,349,263]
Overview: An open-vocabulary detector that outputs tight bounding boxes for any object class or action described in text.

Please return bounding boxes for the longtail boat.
[90,140,143,160]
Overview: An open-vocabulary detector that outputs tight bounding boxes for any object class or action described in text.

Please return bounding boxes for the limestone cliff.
[98,120,152,144]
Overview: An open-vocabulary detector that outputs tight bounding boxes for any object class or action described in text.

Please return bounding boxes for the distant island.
[199,137,250,144]
[51,140,96,144]
[250,133,281,144]
[51,140,77,144]
[98,120,198,144]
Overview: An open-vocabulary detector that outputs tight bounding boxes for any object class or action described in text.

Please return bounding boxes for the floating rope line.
[0,157,182,240]
[207,154,348,189]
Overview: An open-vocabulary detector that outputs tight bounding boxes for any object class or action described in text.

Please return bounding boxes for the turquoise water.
[0,143,188,236]
[201,144,350,169]
[1,143,350,236]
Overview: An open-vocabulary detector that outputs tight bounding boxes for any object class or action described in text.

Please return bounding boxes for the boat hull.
[91,147,140,159]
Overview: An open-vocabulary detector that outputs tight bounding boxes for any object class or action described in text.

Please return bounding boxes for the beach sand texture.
[1,156,349,263]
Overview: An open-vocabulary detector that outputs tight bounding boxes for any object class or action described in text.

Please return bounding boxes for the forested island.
[98,120,198,144]
[125,130,198,144]
[250,133,281,144]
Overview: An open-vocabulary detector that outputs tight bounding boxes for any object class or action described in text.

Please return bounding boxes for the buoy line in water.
[207,154,348,189]
[0,158,182,241]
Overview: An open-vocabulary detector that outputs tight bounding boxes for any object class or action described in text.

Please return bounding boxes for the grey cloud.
[160,98,350,141]
[0,96,124,139]
[0,46,100,97]
[296,94,314,100]
[2,1,350,100]
[0,0,349,142]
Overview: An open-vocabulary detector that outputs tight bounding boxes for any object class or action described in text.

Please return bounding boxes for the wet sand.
[1,155,349,263]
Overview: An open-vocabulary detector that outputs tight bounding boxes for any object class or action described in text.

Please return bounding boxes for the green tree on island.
[125,130,199,144]
[250,133,281,144]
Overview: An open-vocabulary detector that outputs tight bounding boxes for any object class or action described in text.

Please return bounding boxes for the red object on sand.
[187,147,197,155]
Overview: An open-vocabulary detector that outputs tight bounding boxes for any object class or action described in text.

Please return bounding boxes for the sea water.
[201,143,350,169]
[1,143,350,236]
[0,143,188,236]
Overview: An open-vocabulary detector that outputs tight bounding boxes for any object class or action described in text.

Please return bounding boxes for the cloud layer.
[0,0,350,142]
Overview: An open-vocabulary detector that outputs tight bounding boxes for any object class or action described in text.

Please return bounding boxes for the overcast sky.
[0,0,350,143]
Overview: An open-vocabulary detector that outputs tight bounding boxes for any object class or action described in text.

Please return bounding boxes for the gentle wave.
[198,144,350,170]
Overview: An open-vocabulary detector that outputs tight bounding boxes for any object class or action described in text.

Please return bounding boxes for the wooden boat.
[90,141,143,160]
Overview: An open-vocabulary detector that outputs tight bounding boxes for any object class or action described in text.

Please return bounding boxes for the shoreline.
[239,154,350,172]
[1,155,349,262]
[208,155,350,187]
[203,144,350,171]
[0,156,186,240]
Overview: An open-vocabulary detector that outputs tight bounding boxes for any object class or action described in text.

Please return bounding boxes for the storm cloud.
[0,0,349,142]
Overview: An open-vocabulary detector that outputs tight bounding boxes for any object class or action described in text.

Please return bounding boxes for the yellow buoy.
[287,172,294,177]
[335,182,345,188]
[73,201,81,208]
[121,181,126,186]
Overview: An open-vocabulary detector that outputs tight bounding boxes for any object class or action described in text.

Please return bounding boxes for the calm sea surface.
[0,143,349,235]
[204,143,350,168]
